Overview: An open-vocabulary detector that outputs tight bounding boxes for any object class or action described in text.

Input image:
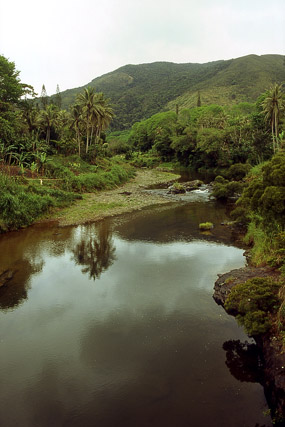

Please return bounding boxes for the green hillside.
[57,54,285,130]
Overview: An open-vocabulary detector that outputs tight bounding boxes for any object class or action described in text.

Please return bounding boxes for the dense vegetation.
[1,52,285,424]
[58,54,285,130]
[0,54,134,230]
[123,97,276,170]
[225,277,281,336]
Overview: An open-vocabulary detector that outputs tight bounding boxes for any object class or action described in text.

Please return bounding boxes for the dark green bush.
[226,163,251,181]
[213,180,244,200]
[0,173,81,229]
[214,175,228,184]
[225,277,281,336]
[230,206,249,225]
[0,189,54,229]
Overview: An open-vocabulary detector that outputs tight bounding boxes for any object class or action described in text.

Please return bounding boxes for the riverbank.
[45,168,180,226]
[214,267,285,425]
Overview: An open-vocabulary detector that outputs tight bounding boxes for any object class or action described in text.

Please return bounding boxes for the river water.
[0,190,272,426]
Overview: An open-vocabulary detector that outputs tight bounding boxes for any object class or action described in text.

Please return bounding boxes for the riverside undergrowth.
[0,156,136,231]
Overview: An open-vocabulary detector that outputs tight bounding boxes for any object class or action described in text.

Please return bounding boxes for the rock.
[183,180,203,191]
[0,269,14,287]
[213,266,278,306]
[167,184,186,194]
[213,266,285,423]
[167,180,204,194]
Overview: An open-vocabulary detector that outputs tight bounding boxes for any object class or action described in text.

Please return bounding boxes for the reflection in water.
[71,221,116,280]
[0,259,43,310]
[113,200,244,247]
[0,202,272,427]
[0,225,74,311]
[223,340,264,384]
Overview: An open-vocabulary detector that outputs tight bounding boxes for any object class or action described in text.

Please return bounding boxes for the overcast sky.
[1,0,284,96]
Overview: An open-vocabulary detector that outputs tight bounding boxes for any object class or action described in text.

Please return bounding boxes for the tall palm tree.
[70,104,83,156]
[77,87,100,154]
[20,99,41,150]
[262,83,284,153]
[93,93,114,146]
[77,88,114,154]
[39,104,59,145]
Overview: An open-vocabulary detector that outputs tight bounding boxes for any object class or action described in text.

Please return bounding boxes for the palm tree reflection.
[71,221,116,280]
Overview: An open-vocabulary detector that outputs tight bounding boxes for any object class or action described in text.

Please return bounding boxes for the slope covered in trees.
[57,54,285,130]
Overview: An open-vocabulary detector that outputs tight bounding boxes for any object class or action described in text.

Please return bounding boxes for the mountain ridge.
[56,54,285,130]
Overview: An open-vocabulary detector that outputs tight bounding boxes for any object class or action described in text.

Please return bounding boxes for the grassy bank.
[47,168,180,226]
[0,156,180,231]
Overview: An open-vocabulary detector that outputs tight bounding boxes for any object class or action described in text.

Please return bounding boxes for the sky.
[0,0,284,96]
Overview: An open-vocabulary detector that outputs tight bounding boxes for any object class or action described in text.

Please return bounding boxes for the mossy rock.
[199,222,214,231]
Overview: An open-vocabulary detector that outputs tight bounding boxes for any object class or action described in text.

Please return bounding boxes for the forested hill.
[57,54,285,130]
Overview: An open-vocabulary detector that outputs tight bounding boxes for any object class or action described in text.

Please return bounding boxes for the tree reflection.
[71,221,116,280]
[0,259,44,310]
[223,339,264,384]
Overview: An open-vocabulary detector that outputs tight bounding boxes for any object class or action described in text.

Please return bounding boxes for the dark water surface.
[0,195,272,426]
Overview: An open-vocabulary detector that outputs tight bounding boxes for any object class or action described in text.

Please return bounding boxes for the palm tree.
[93,93,114,146]
[77,87,99,154]
[39,104,59,145]
[20,100,41,150]
[70,104,83,156]
[77,88,114,154]
[262,83,284,153]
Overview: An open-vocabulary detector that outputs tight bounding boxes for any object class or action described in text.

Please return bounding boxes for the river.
[0,189,272,426]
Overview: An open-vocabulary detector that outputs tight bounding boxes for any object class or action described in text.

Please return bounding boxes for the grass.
[199,222,214,230]
[54,196,126,225]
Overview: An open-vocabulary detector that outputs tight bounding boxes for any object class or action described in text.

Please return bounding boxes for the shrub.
[199,222,214,230]
[225,277,281,336]
[0,173,81,230]
[213,180,245,201]
[0,188,54,229]
[230,206,249,225]
[226,163,251,181]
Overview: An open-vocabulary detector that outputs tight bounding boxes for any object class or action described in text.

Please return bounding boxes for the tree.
[77,87,97,154]
[0,55,24,109]
[70,104,83,156]
[77,87,114,155]
[55,84,62,109]
[39,104,59,144]
[93,92,114,146]
[20,99,40,148]
[40,84,48,110]
[262,83,284,153]
[0,55,28,153]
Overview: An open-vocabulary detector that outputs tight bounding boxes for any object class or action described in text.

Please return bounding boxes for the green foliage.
[106,130,132,155]
[0,55,24,106]
[0,174,53,229]
[128,111,177,156]
[129,152,160,168]
[199,222,214,230]
[0,173,81,230]
[225,163,251,180]
[212,175,245,200]
[127,93,277,171]
[225,277,281,336]
[230,206,249,225]
[238,152,285,230]
[58,55,285,131]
